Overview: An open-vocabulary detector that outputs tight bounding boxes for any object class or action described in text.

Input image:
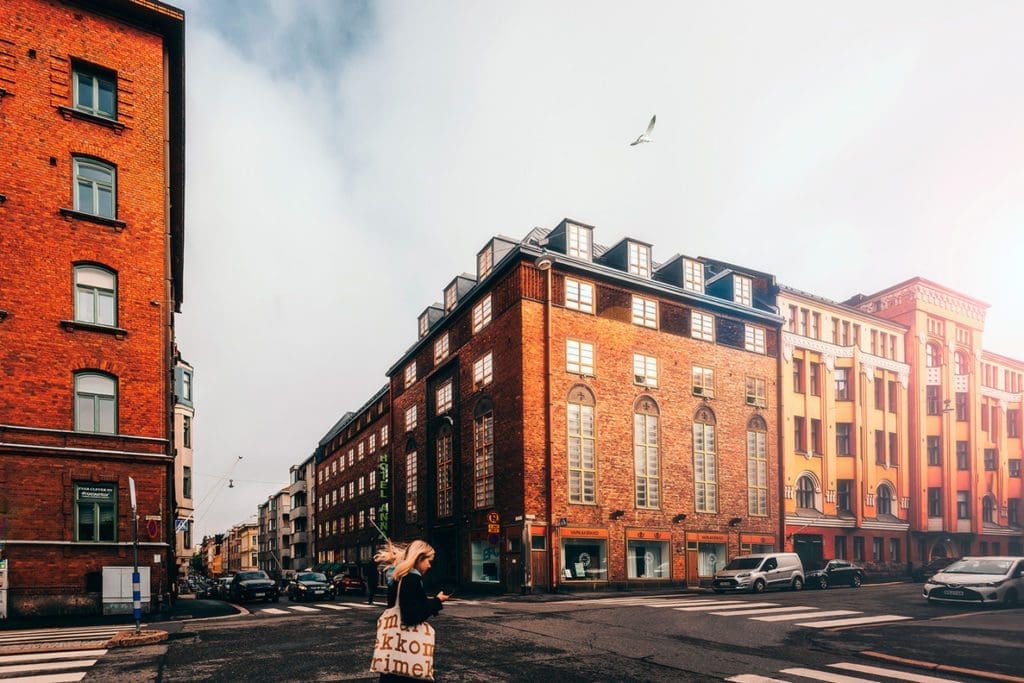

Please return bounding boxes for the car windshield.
[298,572,327,582]
[237,571,267,581]
[942,559,1012,575]
[724,558,763,570]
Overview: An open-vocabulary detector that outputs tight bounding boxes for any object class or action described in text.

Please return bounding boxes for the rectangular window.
[793,416,806,452]
[683,259,704,292]
[875,430,886,465]
[1008,409,1020,438]
[837,480,852,513]
[565,279,594,313]
[73,64,117,119]
[692,366,714,397]
[1010,459,1021,477]
[834,536,847,560]
[747,428,767,516]
[745,377,767,407]
[73,157,116,219]
[628,540,670,578]
[436,381,453,414]
[473,352,493,388]
[691,311,713,341]
[75,265,117,326]
[634,412,660,508]
[474,411,495,508]
[404,362,416,388]
[471,540,501,583]
[418,313,429,338]
[928,488,942,517]
[369,433,376,452]
[358,441,365,459]
[405,405,418,432]
[836,423,852,456]
[633,353,658,387]
[434,334,449,364]
[472,295,492,333]
[809,363,821,396]
[981,403,989,431]
[359,476,366,496]
[628,242,651,278]
[888,432,898,467]
[926,385,940,415]
[562,537,607,581]
[872,537,883,563]
[957,491,969,519]
[853,536,864,562]
[632,296,657,328]
[734,276,753,306]
[810,419,822,454]
[183,465,192,499]
[182,415,191,448]
[745,325,766,354]
[984,448,997,471]
[1009,499,1019,526]
[956,392,969,422]
[436,431,453,518]
[405,452,418,521]
[834,367,850,401]
[693,423,717,512]
[566,340,594,375]
[566,223,591,260]
[75,482,116,542]
[74,372,116,434]
[568,402,596,504]
[444,284,457,312]
[927,436,942,466]
[793,358,804,393]
[477,247,493,279]
[874,380,884,410]
[381,424,389,446]
[957,441,969,470]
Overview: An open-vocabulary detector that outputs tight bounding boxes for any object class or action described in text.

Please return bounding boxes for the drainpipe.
[534,254,556,591]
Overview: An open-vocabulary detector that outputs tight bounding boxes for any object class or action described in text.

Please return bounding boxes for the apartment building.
[224,521,258,574]
[173,352,196,581]
[288,455,316,572]
[257,488,291,580]
[0,0,185,616]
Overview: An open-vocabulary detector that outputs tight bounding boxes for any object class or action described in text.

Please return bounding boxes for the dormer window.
[418,313,429,338]
[734,275,752,306]
[566,223,591,261]
[683,259,704,293]
[444,284,457,313]
[477,246,493,280]
[628,243,651,278]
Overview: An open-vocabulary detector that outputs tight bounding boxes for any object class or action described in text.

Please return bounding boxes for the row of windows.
[319,425,389,483]
[408,301,495,389]
[318,471,376,510]
[317,507,377,537]
[926,490,1021,525]
[795,476,897,516]
[834,536,902,564]
[787,307,901,361]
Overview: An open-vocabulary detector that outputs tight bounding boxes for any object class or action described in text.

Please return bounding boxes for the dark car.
[230,570,280,603]
[805,559,865,589]
[332,567,367,595]
[289,572,335,602]
[912,556,960,583]
[213,576,234,600]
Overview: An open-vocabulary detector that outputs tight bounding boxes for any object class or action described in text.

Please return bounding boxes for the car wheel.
[791,577,803,591]
[1002,589,1018,609]
[818,577,829,590]
[851,574,862,588]
[752,579,766,594]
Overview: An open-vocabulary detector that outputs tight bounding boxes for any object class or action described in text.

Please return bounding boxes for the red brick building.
[381,219,782,592]
[0,0,185,616]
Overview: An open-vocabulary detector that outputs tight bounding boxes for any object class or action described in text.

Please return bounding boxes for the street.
[78,582,1022,682]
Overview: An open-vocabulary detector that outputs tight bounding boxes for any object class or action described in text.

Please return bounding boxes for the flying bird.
[630,115,656,146]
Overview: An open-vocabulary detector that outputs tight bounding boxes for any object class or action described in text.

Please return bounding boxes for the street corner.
[108,629,168,648]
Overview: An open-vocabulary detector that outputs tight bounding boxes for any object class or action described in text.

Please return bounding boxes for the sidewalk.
[0,595,241,632]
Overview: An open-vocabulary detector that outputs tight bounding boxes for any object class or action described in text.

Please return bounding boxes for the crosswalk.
[550,595,912,630]
[0,625,136,648]
[727,661,964,682]
[0,648,110,682]
[257,602,379,616]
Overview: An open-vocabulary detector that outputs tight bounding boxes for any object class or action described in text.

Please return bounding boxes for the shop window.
[471,540,500,583]
[75,482,116,542]
[627,539,669,579]
[561,537,607,581]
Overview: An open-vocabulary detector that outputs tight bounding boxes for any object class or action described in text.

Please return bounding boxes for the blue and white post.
[129,477,141,634]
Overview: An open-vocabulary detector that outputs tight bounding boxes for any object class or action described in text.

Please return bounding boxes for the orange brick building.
[0,0,185,616]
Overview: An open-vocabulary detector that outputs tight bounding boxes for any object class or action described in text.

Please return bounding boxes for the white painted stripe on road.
[0,627,127,641]
[259,608,288,615]
[646,599,713,607]
[2,673,87,683]
[752,609,859,622]
[0,651,106,664]
[287,605,320,613]
[674,601,761,611]
[313,603,350,610]
[710,605,816,617]
[780,667,878,682]
[797,614,912,629]
[340,603,377,609]
[656,599,723,608]
[0,660,97,675]
[829,662,962,682]
[0,634,117,645]
[725,675,790,683]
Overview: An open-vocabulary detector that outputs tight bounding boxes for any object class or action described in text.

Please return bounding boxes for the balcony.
[289,479,307,494]
[291,531,308,546]
[290,504,308,520]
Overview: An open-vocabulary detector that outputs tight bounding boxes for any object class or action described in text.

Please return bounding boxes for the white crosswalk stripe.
[259,608,289,615]
[828,662,962,682]
[710,605,816,617]
[287,605,319,612]
[0,626,135,646]
[726,675,791,683]
[795,614,913,629]
[727,662,965,683]
[313,603,351,610]
[752,609,860,622]
[0,648,109,683]
[779,667,876,682]
[675,601,775,612]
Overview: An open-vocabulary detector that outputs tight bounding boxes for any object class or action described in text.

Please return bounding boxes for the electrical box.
[102,566,151,615]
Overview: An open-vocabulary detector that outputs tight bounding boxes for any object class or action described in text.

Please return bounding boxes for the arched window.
[74,371,116,434]
[747,416,768,516]
[73,157,116,219]
[795,474,816,511]
[876,483,894,516]
[693,406,717,512]
[567,385,596,505]
[473,398,494,509]
[435,425,453,518]
[983,495,995,523]
[634,396,660,509]
[954,350,970,376]
[74,264,117,326]
[926,342,941,368]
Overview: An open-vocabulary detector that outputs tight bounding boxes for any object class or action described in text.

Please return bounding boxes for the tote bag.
[369,579,436,681]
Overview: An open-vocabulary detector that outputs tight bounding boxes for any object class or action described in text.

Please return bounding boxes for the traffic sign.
[487,523,500,533]
[174,519,190,533]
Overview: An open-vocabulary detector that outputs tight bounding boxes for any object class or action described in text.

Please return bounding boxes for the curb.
[108,629,169,648]
[862,651,1024,683]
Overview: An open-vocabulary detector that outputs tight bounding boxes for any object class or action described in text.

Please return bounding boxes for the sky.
[173,1,1024,539]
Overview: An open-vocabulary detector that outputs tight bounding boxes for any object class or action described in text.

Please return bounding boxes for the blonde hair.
[392,540,435,581]
[373,538,407,567]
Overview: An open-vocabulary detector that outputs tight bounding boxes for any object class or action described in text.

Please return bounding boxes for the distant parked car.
[230,570,280,603]
[333,566,367,595]
[214,577,234,600]
[805,560,865,589]
[923,556,1024,607]
[289,572,335,602]
[912,556,960,583]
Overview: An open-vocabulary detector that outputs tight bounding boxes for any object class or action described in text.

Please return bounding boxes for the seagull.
[630,115,656,146]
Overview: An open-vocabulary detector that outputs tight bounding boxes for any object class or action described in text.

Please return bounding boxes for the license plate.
[254,592,265,597]
[943,589,964,596]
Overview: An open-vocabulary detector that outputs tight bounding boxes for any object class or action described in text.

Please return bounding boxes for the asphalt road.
[90,582,1024,682]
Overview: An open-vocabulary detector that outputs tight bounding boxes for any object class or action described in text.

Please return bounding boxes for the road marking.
[0,660,98,675]
[286,605,320,613]
[796,614,912,629]
[780,667,877,682]
[314,603,350,610]
[2,674,88,683]
[725,675,790,682]
[340,603,377,609]
[0,651,106,664]
[710,605,815,617]
[674,601,759,611]
[0,626,133,643]
[656,599,724,608]
[260,608,288,615]
[752,609,859,622]
[829,662,962,682]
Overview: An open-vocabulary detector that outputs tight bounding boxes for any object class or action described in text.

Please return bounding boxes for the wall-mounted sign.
[559,527,608,539]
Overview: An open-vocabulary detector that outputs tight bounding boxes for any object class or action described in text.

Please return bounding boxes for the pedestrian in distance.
[366,560,379,605]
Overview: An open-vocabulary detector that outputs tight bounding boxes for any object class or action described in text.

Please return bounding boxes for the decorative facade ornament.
[865,493,875,507]
[782,341,793,362]
[862,364,876,382]
[899,370,910,389]
[826,489,836,503]
[784,485,793,500]
[824,353,835,371]
[901,497,910,509]
[917,331,928,345]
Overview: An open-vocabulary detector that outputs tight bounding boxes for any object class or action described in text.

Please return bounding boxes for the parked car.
[333,567,367,595]
[712,553,804,593]
[230,570,280,603]
[804,559,865,589]
[912,556,960,583]
[289,572,335,602]
[923,556,1024,607]
[214,576,234,600]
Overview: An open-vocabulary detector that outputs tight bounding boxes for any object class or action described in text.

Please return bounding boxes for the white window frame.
[473,352,493,388]
[404,362,416,388]
[634,412,660,508]
[444,285,457,312]
[631,296,657,328]
[418,313,429,338]
[565,278,594,314]
[628,243,651,278]
[691,311,714,341]
[474,411,495,509]
[683,258,704,293]
[405,405,418,432]
[436,380,453,414]
[434,333,449,364]
[73,157,116,219]
[567,224,591,260]
[477,246,493,279]
[734,275,753,306]
[745,325,766,354]
[692,366,714,397]
[73,65,116,119]
[747,428,768,516]
[745,377,768,407]
[472,295,492,333]
[74,264,117,326]
[567,402,595,504]
[381,424,389,445]
[74,372,116,434]
[633,353,658,387]
[693,422,717,513]
[566,339,594,376]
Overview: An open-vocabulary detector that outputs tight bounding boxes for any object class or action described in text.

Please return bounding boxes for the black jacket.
[386,572,442,627]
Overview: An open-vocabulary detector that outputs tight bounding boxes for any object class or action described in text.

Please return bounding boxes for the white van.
[712,553,805,593]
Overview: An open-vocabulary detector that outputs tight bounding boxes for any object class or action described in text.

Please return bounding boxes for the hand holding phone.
[436,591,452,602]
